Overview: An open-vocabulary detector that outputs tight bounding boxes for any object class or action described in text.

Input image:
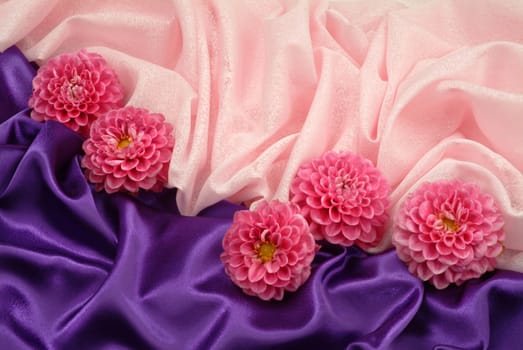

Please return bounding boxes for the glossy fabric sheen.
[1,46,523,350]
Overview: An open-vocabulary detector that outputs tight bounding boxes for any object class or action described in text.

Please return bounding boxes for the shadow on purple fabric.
[0,46,522,350]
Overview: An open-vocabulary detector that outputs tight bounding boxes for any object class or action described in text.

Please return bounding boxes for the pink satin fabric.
[1,0,522,270]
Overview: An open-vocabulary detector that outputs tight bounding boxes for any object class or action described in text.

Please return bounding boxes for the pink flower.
[28,49,124,136]
[392,181,505,289]
[81,106,174,193]
[290,151,389,249]
[221,200,317,301]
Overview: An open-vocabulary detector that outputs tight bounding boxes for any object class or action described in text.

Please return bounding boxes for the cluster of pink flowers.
[222,151,391,300]
[221,150,506,300]
[29,49,175,193]
[28,50,506,300]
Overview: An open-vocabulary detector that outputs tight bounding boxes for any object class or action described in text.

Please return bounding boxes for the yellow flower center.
[257,242,276,263]
[117,136,132,149]
[441,216,459,233]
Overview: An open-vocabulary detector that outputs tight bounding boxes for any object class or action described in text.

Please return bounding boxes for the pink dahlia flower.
[392,181,505,289]
[82,106,174,193]
[221,200,317,301]
[290,151,389,249]
[28,49,124,136]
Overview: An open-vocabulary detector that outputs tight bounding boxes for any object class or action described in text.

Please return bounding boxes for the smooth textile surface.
[1,0,521,268]
[1,45,523,350]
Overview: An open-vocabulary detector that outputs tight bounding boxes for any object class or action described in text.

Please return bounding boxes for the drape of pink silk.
[0,0,522,270]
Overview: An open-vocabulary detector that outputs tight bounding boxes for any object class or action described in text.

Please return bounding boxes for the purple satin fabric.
[1,46,522,350]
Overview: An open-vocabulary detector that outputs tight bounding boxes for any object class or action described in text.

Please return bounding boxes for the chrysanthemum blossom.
[290,151,389,249]
[28,49,124,136]
[82,106,174,193]
[221,200,317,301]
[392,181,505,289]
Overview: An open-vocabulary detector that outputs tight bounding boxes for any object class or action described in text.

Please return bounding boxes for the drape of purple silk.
[0,46,522,350]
